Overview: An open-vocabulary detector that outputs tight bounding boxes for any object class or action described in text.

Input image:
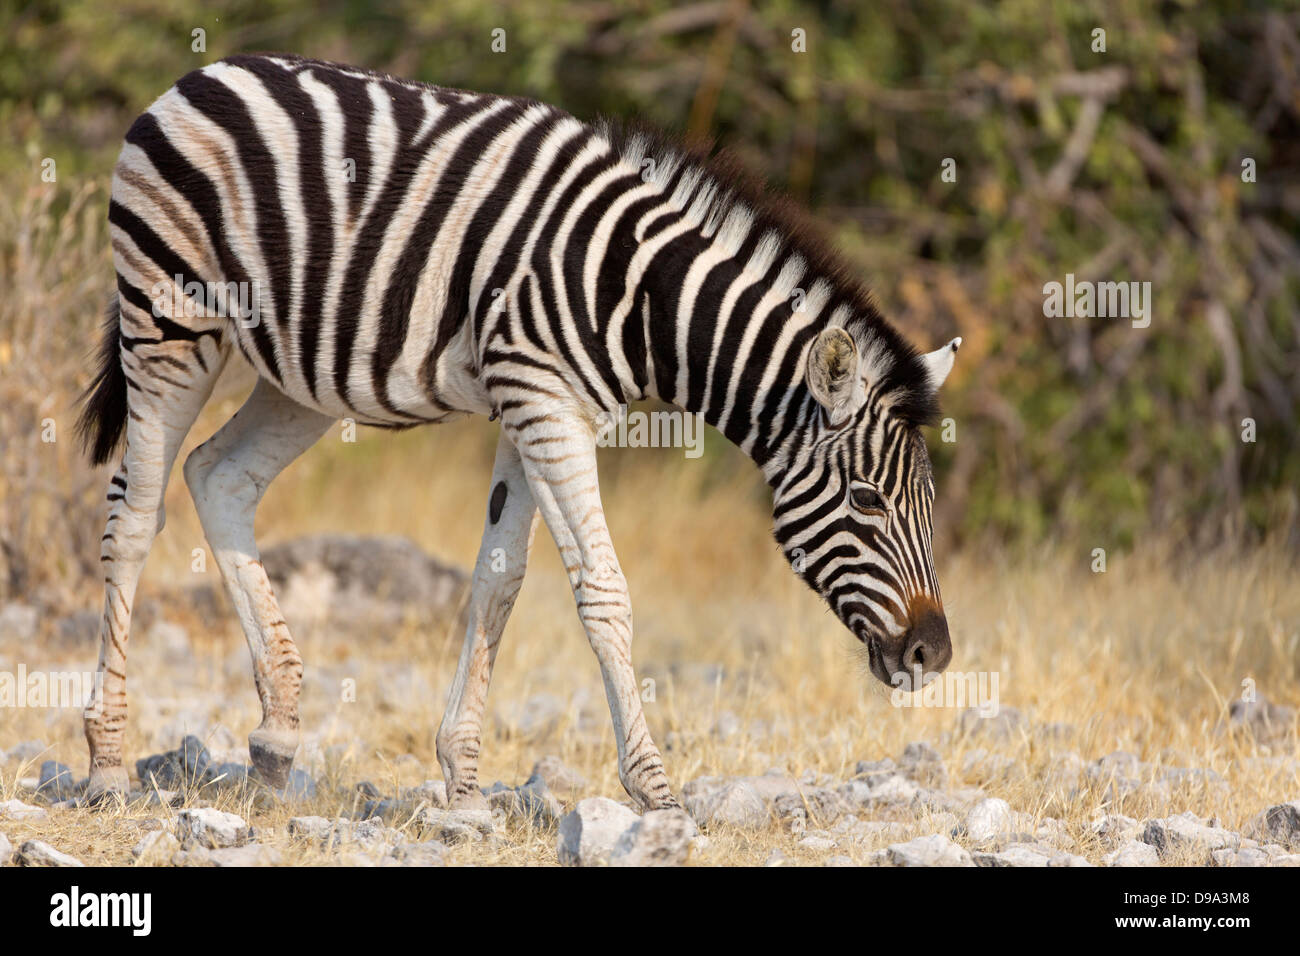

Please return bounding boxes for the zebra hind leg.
[84,324,229,805]
[183,378,334,789]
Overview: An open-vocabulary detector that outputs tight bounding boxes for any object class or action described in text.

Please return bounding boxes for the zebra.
[77,53,961,810]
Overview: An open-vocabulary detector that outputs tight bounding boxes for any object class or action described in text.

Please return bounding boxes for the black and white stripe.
[78,54,960,805]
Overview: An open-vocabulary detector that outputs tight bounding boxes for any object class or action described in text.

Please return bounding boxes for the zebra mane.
[595,117,941,429]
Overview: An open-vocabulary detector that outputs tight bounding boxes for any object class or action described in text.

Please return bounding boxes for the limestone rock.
[131,830,181,865]
[176,807,252,849]
[1104,839,1160,867]
[557,797,640,866]
[877,834,974,867]
[16,840,84,867]
[609,808,696,867]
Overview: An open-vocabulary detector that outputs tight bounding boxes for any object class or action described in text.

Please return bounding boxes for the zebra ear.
[806,327,860,424]
[919,337,962,390]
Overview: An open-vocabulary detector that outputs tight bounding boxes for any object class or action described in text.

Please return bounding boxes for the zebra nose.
[904,601,951,675]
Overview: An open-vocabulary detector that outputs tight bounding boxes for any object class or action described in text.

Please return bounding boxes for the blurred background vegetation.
[1,0,1298,605]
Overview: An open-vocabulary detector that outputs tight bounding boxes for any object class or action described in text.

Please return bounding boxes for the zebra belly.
[224,300,492,427]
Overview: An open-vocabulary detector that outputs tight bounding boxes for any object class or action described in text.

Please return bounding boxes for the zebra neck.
[634,226,820,487]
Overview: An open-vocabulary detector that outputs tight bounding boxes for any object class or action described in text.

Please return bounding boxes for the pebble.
[484,776,563,825]
[683,779,769,829]
[17,840,84,867]
[1104,839,1160,867]
[797,835,838,853]
[1140,812,1239,858]
[132,830,181,865]
[973,842,1092,867]
[1247,800,1300,849]
[386,841,448,867]
[416,807,497,845]
[176,807,252,849]
[557,797,640,866]
[609,808,697,866]
[0,798,48,821]
[209,844,282,867]
[876,834,974,867]
[959,798,1014,844]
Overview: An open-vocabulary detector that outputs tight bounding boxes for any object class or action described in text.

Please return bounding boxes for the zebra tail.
[76,292,129,466]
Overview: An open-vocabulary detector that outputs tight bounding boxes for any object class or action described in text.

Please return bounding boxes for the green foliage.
[2,0,1297,547]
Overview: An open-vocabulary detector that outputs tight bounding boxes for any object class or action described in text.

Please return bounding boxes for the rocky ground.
[2,707,1298,867]
[2,535,1297,867]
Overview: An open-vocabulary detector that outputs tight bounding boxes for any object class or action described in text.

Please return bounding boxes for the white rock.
[0,831,11,862]
[1091,813,1141,846]
[343,818,402,852]
[798,835,838,853]
[835,819,912,847]
[684,779,769,829]
[530,756,586,795]
[962,798,1014,844]
[1211,846,1275,867]
[17,840,84,867]
[176,807,251,849]
[386,841,447,866]
[867,774,919,805]
[610,808,697,867]
[1105,839,1160,867]
[209,844,282,867]
[1140,812,1239,858]
[974,844,1053,867]
[975,842,1092,867]
[292,816,401,854]
[407,780,448,809]
[0,798,48,822]
[287,816,334,841]
[131,830,181,864]
[416,808,496,845]
[557,797,640,866]
[745,772,802,805]
[1050,851,1094,867]
[171,847,214,866]
[880,834,974,867]
[1247,801,1300,849]
[485,777,562,825]
[837,780,874,807]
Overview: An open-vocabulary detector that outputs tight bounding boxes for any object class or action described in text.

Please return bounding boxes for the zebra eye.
[849,486,887,514]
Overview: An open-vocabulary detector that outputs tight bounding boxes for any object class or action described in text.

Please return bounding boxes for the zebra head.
[774,324,961,692]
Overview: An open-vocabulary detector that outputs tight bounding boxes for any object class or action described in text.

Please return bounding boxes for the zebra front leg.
[184,380,333,788]
[504,411,679,811]
[436,436,539,808]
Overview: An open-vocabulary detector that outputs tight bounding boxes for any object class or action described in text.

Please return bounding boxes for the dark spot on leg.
[489,480,508,524]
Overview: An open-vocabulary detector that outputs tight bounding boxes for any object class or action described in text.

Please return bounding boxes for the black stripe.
[174,69,292,383]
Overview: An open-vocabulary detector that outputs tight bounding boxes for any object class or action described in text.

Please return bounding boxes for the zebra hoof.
[248,727,297,790]
[85,766,130,808]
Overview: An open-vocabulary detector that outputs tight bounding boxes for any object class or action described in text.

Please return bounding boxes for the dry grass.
[1,409,1297,865]
[1,178,1297,867]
